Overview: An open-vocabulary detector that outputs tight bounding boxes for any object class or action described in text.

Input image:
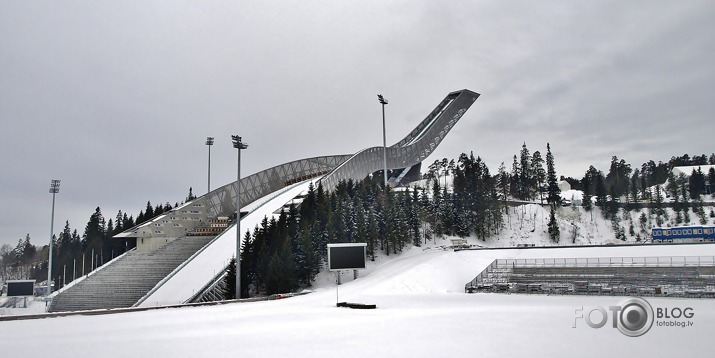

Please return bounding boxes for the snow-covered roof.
[672,165,715,176]
[558,180,571,192]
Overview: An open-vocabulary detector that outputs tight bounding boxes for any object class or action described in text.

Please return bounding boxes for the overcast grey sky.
[1,0,714,249]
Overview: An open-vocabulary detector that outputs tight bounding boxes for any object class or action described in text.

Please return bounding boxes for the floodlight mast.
[206,137,214,193]
[48,179,60,298]
[378,94,388,187]
[231,135,248,299]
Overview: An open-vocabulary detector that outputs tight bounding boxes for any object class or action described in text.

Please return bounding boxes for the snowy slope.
[2,243,715,358]
[3,174,715,357]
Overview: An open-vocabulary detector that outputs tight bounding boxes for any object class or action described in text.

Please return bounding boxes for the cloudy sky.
[1,0,714,249]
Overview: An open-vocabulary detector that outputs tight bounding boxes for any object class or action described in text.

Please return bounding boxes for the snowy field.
[2,181,714,356]
[2,243,715,357]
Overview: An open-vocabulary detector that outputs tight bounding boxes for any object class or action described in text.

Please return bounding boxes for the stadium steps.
[48,236,212,312]
[509,266,715,285]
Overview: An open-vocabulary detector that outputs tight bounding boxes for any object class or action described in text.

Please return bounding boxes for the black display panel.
[328,244,367,271]
[7,280,34,296]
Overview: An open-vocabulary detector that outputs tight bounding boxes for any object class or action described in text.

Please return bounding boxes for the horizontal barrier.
[466,255,715,297]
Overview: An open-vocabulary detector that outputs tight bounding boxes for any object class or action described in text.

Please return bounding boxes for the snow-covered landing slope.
[4,244,715,358]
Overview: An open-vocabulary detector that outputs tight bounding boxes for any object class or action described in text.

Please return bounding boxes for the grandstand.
[49,236,213,312]
[465,256,715,298]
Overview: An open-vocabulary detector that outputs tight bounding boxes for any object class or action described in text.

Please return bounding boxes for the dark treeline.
[236,151,532,297]
[233,148,715,297]
[237,177,416,297]
[577,153,715,241]
[5,147,713,294]
[0,234,39,283]
[579,154,715,215]
[0,187,198,290]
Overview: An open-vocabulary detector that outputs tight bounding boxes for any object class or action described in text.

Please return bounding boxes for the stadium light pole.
[48,179,60,297]
[378,94,388,187]
[206,136,214,193]
[231,135,248,299]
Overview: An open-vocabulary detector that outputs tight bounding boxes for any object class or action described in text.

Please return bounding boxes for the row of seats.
[49,236,211,312]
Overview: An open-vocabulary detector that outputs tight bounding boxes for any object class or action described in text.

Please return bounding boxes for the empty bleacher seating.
[49,236,212,312]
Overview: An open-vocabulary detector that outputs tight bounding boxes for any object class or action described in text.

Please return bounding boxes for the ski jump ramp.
[116,89,480,306]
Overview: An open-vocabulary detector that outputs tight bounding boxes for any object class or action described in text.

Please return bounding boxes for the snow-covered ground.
[2,243,715,357]
[3,176,715,357]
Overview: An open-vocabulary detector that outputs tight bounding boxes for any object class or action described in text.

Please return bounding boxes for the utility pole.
[378,94,388,187]
[231,135,248,299]
[206,137,214,193]
[48,179,60,296]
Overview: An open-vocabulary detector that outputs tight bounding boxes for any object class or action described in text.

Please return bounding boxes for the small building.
[669,165,714,195]
[558,180,571,192]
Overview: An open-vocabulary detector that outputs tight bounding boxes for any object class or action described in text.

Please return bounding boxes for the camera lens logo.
[616,297,654,337]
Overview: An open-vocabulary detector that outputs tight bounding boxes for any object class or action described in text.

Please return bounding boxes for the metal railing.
[466,256,715,297]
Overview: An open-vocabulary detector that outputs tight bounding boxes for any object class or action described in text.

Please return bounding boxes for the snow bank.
[2,243,715,358]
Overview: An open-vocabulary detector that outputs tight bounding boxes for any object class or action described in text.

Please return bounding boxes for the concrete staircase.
[49,236,211,312]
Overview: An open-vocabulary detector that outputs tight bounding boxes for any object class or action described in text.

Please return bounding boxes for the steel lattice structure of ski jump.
[318,89,479,191]
[115,89,480,246]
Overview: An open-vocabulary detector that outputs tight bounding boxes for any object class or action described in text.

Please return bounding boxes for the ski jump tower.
[115,89,480,252]
[48,89,479,312]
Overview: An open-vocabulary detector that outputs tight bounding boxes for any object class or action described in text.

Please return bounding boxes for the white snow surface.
[2,243,715,357]
[3,177,715,356]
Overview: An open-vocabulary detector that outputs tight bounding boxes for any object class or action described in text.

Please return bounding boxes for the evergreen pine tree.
[122,213,134,229]
[186,187,197,202]
[241,230,254,296]
[144,201,154,220]
[497,162,510,213]
[689,168,706,199]
[519,143,531,200]
[630,169,641,204]
[223,256,237,300]
[409,188,422,246]
[297,225,319,285]
[640,169,650,201]
[21,234,35,266]
[611,212,626,241]
[154,204,163,216]
[430,180,443,238]
[439,187,454,238]
[605,156,632,201]
[680,179,690,224]
[652,185,666,227]
[581,168,593,212]
[547,206,560,243]
[265,253,283,295]
[83,207,106,262]
[546,143,561,207]
[441,158,450,188]
[114,211,124,235]
[510,155,520,199]
[696,197,707,225]
[366,208,379,260]
[531,151,546,204]
[136,210,145,225]
[595,171,608,210]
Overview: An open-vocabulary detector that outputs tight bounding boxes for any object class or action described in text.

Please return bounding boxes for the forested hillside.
[3,146,714,297]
